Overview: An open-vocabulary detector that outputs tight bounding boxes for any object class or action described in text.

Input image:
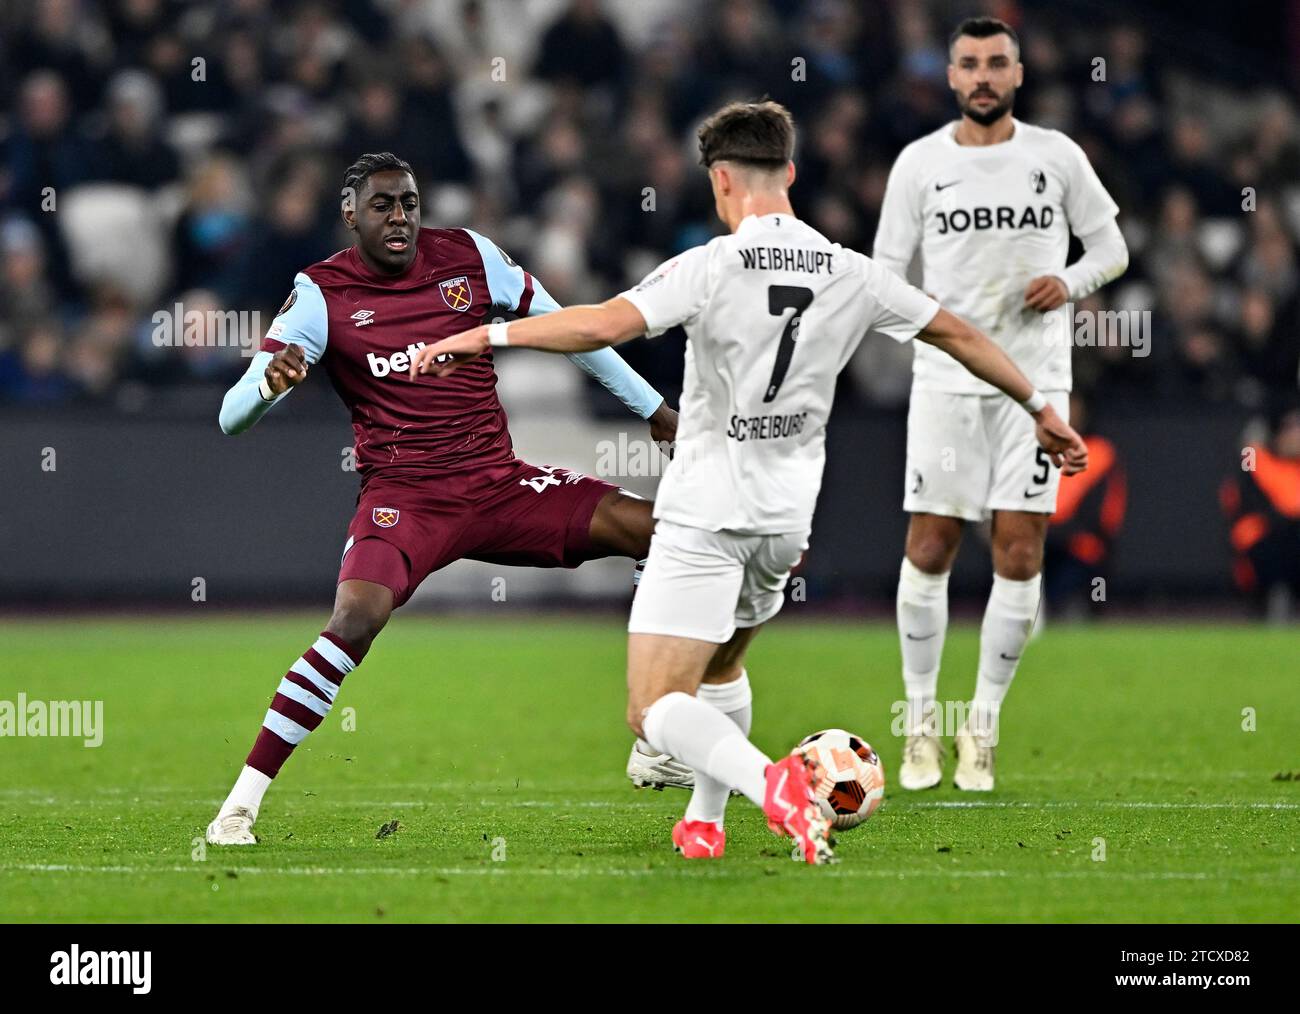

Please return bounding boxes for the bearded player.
[205,152,677,845]
[414,100,1086,862]
[874,18,1128,791]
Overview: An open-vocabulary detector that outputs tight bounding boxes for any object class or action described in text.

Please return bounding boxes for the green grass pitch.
[1,615,1296,922]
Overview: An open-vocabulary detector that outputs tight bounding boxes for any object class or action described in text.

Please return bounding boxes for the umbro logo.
[352,309,375,327]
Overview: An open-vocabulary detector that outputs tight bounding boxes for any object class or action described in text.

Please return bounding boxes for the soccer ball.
[796,729,886,830]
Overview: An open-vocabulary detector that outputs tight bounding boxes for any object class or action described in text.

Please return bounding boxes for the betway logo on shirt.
[367,342,446,377]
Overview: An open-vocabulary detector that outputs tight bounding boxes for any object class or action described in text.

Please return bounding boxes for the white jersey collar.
[736,212,795,236]
[944,116,1021,150]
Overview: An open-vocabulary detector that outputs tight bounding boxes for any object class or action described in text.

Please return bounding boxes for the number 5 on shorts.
[1032,447,1050,486]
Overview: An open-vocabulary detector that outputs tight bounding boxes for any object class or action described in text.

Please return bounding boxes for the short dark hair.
[341,152,415,205]
[949,16,1019,56]
[697,100,796,170]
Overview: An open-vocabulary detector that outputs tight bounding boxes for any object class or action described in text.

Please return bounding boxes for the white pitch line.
[984,772,1288,782]
[903,801,1300,810]
[3,796,1297,810]
[0,770,1290,798]
[2,863,1296,882]
[0,786,505,799]
[0,798,644,809]
[3,863,617,878]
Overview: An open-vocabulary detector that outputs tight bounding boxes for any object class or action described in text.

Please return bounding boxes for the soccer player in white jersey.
[873,17,1129,792]
[413,100,1085,863]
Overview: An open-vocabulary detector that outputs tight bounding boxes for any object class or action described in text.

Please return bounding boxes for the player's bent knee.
[326,590,394,658]
[908,538,957,575]
[906,517,962,574]
[994,540,1043,580]
[704,640,749,682]
[617,493,656,553]
[702,662,743,684]
[325,611,386,658]
[592,491,654,559]
[626,683,674,740]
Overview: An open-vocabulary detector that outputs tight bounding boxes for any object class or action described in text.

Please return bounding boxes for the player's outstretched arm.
[218,343,309,435]
[918,308,1088,474]
[409,296,650,379]
[563,347,674,436]
[461,229,671,429]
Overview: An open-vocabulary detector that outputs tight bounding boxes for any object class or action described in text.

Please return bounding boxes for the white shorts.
[627,520,809,643]
[902,389,1069,521]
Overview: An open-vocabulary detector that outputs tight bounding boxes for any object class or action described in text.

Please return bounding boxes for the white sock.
[219,765,272,820]
[642,691,770,807]
[971,572,1042,740]
[686,671,753,825]
[897,558,949,733]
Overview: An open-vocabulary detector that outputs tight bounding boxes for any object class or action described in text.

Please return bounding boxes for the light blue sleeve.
[464,228,531,313]
[218,273,328,434]
[219,351,280,435]
[561,346,664,420]
[263,273,328,363]
[464,229,666,420]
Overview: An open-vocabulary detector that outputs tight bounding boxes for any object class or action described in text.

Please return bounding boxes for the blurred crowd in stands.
[0,0,1298,427]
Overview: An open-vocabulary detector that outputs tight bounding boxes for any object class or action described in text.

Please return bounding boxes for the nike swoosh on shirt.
[934,180,961,191]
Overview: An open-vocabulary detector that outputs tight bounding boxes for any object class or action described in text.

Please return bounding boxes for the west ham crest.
[372,507,400,528]
[439,276,473,312]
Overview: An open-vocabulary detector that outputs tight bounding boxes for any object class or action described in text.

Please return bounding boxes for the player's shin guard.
[244,631,363,783]
[686,671,753,825]
[897,558,949,733]
[971,573,1042,739]
[642,691,770,808]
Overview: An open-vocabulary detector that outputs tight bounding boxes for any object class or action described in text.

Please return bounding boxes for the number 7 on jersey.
[764,285,814,402]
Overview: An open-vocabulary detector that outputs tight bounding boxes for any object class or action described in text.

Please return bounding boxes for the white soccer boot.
[626,741,695,791]
[206,805,258,845]
[953,725,996,791]
[899,730,944,790]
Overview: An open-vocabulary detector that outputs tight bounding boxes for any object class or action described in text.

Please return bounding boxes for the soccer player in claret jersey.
[414,101,1086,863]
[205,152,677,845]
[874,18,1128,792]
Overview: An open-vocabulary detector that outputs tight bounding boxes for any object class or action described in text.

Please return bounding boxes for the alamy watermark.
[152,302,262,357]
[50,946,150,993]
[0,694,103,747]
[891,699,1000,745]
[595,433,675,477]
[1042,301,1151,358]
